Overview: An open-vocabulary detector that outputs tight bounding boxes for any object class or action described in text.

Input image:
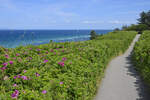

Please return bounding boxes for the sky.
[0,0,150,29]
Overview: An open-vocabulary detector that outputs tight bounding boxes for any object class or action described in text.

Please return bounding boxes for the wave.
[1,35,90,48]
[32,35,90,45]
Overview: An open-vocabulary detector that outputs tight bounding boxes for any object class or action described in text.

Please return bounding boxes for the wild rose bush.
[132,31,150,86]
[0,31,136,100]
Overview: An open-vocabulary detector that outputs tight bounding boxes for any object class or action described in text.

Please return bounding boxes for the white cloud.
[108,20,134,24]
[81,20,134,25]
[82,20,104,24]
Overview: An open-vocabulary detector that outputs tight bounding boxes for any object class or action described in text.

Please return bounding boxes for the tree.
[90,30,97,40]
[119,10,150,32]
[49,40,53,43]
[138,11,147,24]
[138,10,150,27]
[121,25,128,30]
[114,28,120,31]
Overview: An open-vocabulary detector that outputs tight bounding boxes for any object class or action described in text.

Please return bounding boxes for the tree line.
[90,10,150,40]
[114,10,150,33]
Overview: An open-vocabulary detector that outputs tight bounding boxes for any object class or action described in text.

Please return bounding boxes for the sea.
[0,30,112,48]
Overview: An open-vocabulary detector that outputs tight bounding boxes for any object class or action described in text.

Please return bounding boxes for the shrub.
[124,24,150,32]
[132,31,150,86]
[113,28,120,32]
[0,31,136,100]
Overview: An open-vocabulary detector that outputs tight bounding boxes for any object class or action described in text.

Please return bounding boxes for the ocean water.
[0,30,112,48]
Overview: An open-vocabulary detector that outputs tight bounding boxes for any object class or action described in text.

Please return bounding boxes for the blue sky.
[0,0,150,29]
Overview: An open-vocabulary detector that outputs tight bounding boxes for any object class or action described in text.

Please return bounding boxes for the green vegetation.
[113,28,120,32]
[0,31,136,100]
[137,11,150,27]
[114,10,150,33]
[123,24,150,32]
[132,31,150,87]
[90,30,98,40]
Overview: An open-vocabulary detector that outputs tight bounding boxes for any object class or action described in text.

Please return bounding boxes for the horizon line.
[0,29,113,30]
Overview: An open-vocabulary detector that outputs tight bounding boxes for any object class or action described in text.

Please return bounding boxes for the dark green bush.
[124,24,150,32]
[132,31,150,86]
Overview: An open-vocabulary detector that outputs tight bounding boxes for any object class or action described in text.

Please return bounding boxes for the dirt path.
[94,34,150,100]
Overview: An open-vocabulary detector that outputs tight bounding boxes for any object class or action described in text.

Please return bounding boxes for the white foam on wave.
[32,35,90,44]
[5,35,90,48]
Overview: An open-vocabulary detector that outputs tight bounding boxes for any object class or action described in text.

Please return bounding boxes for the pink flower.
[60,82,63,85]
[3,62,8,66]
[21,76,28,80]
[61,63,64,66]
[13,84,17,87]
[58,62,64,67]
[9,61,13,64]
[13,57,16,60]
[13,76,17,79]
[0,67,7,71]
[54,52,56,55]
[23,70,27,73]
[50,49,54,52]
[42,90,47,94]
[62,50,65,52]
[46,51,49,54]
[11,90,19,99]
[16,53,20,56]
[17,75,21,78]
[62,57,67,61]
[4,54,9,58]
[35,72,40,77]
[29,48,32,50]
[44,60,48,63]
[36,49,41,51]
[29,57,32,60]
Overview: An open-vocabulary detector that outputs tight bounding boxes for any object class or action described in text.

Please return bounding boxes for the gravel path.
[94,34,150,100]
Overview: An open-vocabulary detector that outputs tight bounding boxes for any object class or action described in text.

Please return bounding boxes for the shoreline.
[0,30,112,48]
